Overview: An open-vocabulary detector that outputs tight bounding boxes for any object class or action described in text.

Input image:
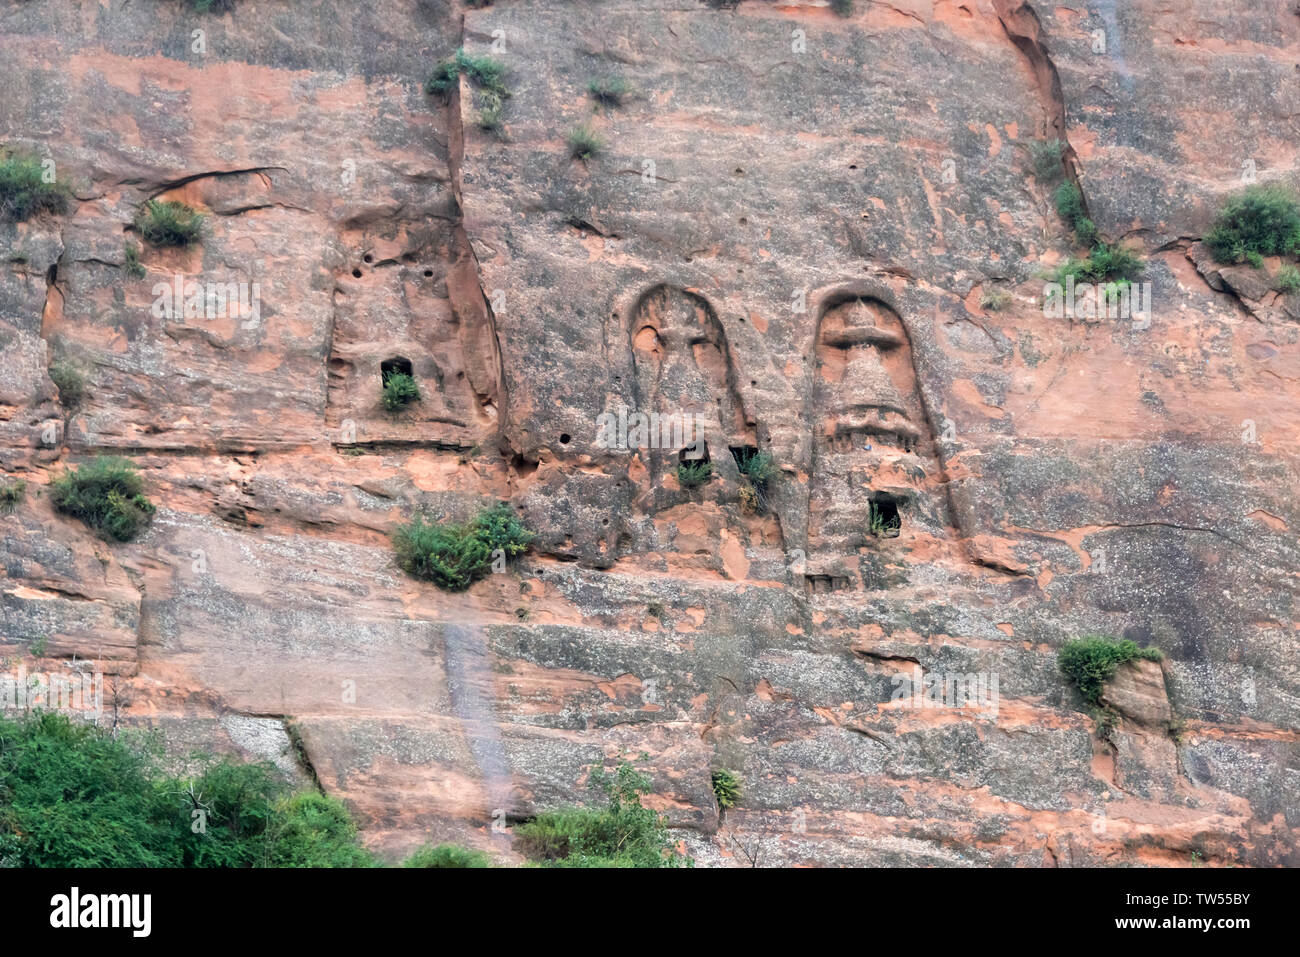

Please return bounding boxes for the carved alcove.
[325,252,500,449]
[806,293,934,585]
[627,285,754,493]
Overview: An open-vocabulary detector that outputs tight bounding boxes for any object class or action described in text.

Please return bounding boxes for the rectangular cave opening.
[868,493,902,538]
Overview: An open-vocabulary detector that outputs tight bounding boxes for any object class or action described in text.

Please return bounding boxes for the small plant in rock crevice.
[1027,138,1065,182]
[566,125,604,161]
[134,199,204,247]
[868,499,900,538]
[587,76,632,109]
[48,360,86,408]
[123,242,146,279]
[0,151,70,222]
[677,460,713,489]
[0,480,25,514]
[711,769,742,811]
[1276,263,1300,294]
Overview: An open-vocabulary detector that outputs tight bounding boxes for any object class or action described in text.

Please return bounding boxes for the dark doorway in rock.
[729,445,759,470]
[868,495,901,538]
[679,441,710,465]
[380,356,413,386]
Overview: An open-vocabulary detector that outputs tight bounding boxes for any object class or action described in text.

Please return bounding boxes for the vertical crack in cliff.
[444,16,511,448]
[993,0,1091,213]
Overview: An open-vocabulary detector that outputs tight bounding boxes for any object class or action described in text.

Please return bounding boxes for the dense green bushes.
[677,460,713,488]
[513,759,691,868]
[1058,636,1163,707]
[0,152,70,222]
[50,457,155,542]
[0,712,373,868]
[392,502,533,591]
[1206,185,1300,265]
[1050,181,1143,284]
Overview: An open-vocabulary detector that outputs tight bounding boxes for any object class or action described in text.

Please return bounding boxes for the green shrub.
[868,499,900,537]
[381,371,420,412]
[48,360,86,407]
[49,457,155,541]
[134,199,204,247]
[392,503,533,591]
[124,242,146,279]
[403,843,493,868]
[587,76,632,108]
[0,479,26,514]
[567,124,604,161]
[1244,250,1265,269]
[476,92,505,134]
[0,151,70,222]
[263,792,375,868]
[710,769,742,810]
[736,449,778,488]
[0,711,374,868]
[189,0,236,12]
[1058,637,1163,707]
[1052,242,1143,285]
[472,501,535,558]
[677,460,713,488]
[1054,181,1086,228]
[426,49,509,98]
[513,758,691,868]
[1206,184,1300,264]
[980,290,1012,311]
[1027,138,1064,181]
[1277,263,1300,294]
[831,0,853,15]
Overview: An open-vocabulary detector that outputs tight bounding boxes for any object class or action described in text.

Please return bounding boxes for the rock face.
[1,0,1298,866]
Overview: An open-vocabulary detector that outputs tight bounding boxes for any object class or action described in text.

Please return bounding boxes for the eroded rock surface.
[1,0,1297,866]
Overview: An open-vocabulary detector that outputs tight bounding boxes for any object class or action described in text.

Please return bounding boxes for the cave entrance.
[380,356,413,385]
[868,494,901,538]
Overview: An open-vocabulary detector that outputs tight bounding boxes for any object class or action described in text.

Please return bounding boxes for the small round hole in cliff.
[423,269,433,278]
[352,268,362,279]
[739,216,748,225]
[559,433,571,445]
[363,254,374,264]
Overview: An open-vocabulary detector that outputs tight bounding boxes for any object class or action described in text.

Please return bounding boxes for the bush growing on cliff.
[587,75,632,109]
[134,199,204,247]
[381,370,420,411]
[0,151,70,222]
[677,460,713,489]
[1053,181,1098,247]
[1027,138,1065,182]
[1058,637,1163,708]
[1051,242,1143,286]
[1206,184,1300,264]
[513,758,691,868]
[392,503,533,591]
[426,48,509,98]
[710,769,742,811]
[1277,264,1300,294]
[0,479,26,514]
[50,457,155,542]
[403,843,493,868]
[49,359,86,407]
[0,711,373,867]
[567,124,604,161]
